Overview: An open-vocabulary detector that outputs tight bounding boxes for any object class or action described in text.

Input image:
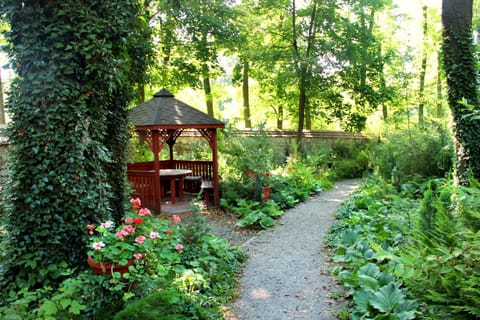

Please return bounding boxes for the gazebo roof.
[129,88,225,129]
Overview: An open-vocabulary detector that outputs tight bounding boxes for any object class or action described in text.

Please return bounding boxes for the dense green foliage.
[324,127,477,319]
[0,0,151,292]
[368,125,453,184]
[327,173,480,318]
[0,202,246,319]
[326,177,420,319]
[218,129,344,228]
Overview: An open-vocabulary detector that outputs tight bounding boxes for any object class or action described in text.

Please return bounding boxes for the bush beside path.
[229,179,359,319]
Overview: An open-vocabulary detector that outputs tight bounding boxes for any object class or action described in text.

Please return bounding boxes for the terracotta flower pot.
[87,256,134,275]
[262,186,271,202]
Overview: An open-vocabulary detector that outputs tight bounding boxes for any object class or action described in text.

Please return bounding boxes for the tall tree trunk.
[137,84,145,103]
[436,49,443,118]
[277,105,283,129]
[442,0,480,184]
[292,0,317,153]
[418,5,428,129]
[0,68,5,125]
[202,64,214,117]
[296,74,306,152]
[305,103,311,130]
[382,105,388,120]
[242,61,251,128]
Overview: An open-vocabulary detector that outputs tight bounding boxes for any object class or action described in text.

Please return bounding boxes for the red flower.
[133,204,141,210]
[133,218,143,225]
[87,224,95,235]
[165,230,172,235]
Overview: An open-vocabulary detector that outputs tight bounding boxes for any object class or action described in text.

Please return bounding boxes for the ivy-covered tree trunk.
[0,68,4,124]
[442,0,480,185]
[0,0,151,290]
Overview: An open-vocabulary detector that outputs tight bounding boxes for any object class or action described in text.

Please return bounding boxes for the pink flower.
[87,224,95,235]
[100,220,114,229]
[175,244,184,251]
[135,236,146,243]
[115,230,128,239]
[124,218,135,223]
[123,225,135,234]
[129,197,142,207]
[139,208,152,216]
[172,215,181,223]
[133,253,144,260]
[149,231,159,239]
[92,241,105,250]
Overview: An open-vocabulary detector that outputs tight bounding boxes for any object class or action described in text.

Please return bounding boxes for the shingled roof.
[129,88,225,129]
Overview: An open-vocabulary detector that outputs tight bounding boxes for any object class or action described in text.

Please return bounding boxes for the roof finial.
[153,88,174,98]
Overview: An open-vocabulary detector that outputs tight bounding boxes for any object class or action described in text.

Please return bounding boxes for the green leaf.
[259,214,275,228]
[358,274,379,291]
[370,282,404,313]
[38,300,58,316]
[68,300,86,315]
[352,289,374,314]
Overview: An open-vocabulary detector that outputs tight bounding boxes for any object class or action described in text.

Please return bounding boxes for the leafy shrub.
[113,208,247,320]
[369,125,453,184]
[221,198,282,229]
[329,175,480,319]
[114,286,220,320]
[306,139,370,180]
[218,126,275,183]
[400,180,480,318]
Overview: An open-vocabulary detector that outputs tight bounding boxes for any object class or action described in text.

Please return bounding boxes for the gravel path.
[229,179,359,320]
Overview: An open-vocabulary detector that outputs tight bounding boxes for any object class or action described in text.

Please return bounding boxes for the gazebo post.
[211,129,220,206]
[151,130,162,213]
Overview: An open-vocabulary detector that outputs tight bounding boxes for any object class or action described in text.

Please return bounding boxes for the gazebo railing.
[127,160,213,179]
[127,170,160,213]
[172,160,213,179]
[126,160,214,212]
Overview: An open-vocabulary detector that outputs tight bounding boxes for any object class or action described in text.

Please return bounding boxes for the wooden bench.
[183,175,202,193]
[201,180,214,204]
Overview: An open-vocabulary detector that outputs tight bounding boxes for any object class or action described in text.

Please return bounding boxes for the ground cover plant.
[0,202,247,319]
[327,174,480,319]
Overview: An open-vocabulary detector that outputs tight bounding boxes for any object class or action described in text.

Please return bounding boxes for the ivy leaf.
[38,300,58,316]
[370,282,404,313]
[68,300,86,315]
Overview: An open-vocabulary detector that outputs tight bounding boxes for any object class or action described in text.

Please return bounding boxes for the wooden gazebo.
[127,88,225,213]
